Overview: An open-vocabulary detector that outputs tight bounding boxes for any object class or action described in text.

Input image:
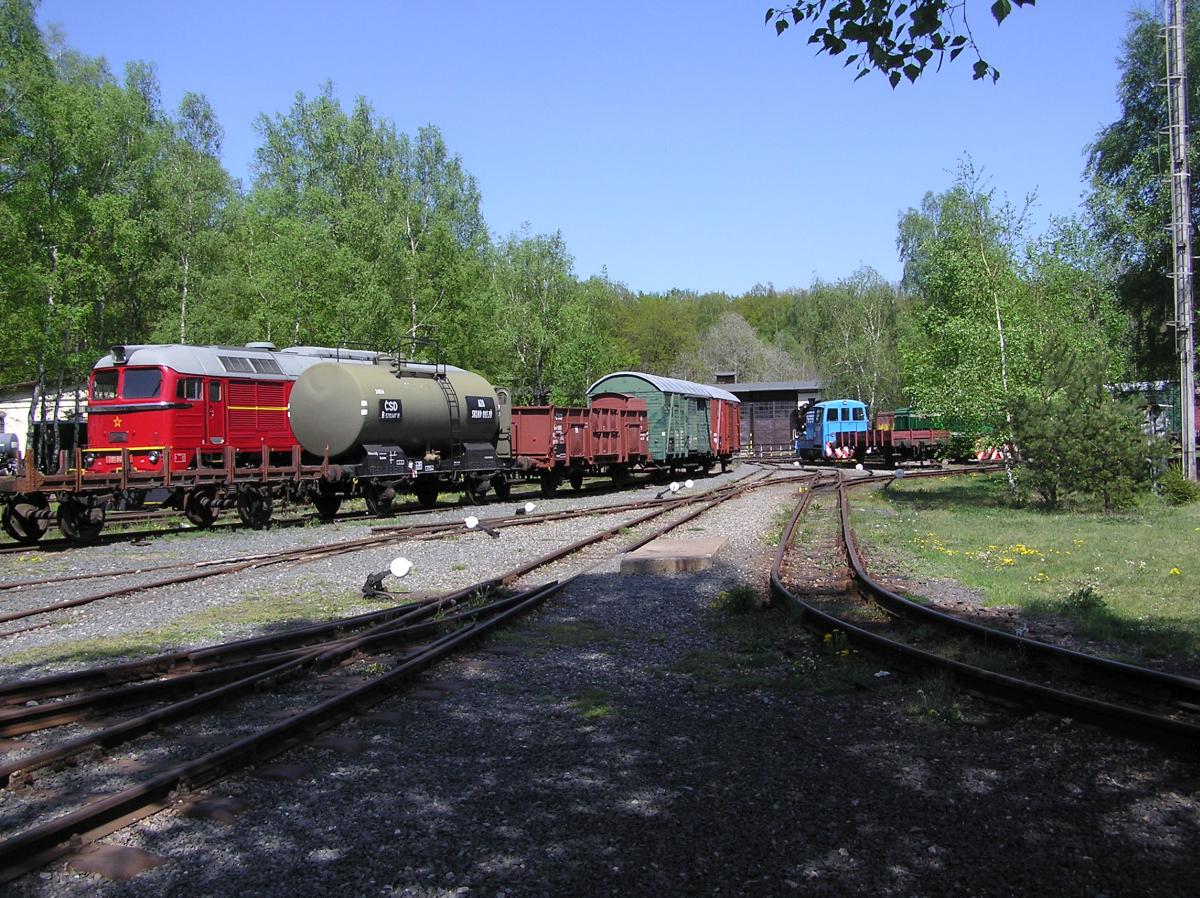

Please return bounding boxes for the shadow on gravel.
[10,570,1200,898]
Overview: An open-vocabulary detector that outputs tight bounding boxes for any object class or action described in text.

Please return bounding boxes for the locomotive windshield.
[122,368,163,399]
[91,370,118,400]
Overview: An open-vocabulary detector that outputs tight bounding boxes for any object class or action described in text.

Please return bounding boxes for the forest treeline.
[0,0,1188,428]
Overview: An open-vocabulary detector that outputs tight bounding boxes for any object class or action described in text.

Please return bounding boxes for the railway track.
[771,470,1200,752]
[0,472,811,637]
[0,468,806,882]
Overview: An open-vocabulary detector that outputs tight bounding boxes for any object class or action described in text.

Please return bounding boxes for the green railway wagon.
[586,372,738,468]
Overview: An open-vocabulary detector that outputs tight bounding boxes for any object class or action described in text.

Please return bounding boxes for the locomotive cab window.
[841,408,851,421]
[826,408,837,422]
[853,407,865,421]
[208,381,222,402]
[92,370,118,401]
[122,368,163,399]
[176,378,203,401]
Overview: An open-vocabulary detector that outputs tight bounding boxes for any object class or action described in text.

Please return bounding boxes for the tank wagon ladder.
[434,373,462,439]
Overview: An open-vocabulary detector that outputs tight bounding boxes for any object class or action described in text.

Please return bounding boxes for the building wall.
[0,386,88,460]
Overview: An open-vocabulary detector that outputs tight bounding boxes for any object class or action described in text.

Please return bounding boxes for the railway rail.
[0,467,803,882]
[0,473,809,637]
[771,470,1200,751]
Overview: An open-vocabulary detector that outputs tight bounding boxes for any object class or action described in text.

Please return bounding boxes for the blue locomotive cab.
[795,399,868,459]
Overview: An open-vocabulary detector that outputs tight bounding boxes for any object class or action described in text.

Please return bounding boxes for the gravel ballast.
[2,469,1198,897]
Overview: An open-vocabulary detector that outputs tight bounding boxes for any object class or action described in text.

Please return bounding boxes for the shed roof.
[588,371,740,403]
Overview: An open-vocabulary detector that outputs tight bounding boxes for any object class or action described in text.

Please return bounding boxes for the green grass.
[850,473,1200,662]
[4,586,394,668]
[567,689,622,720]
[501,618,621,656]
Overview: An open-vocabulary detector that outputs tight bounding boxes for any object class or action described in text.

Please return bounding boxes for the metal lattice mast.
[1166,0,1198,480]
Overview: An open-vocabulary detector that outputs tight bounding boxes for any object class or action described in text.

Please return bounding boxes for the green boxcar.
[587,372,735,466]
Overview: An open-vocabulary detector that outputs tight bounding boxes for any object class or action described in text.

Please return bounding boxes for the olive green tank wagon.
[288,360,506,460]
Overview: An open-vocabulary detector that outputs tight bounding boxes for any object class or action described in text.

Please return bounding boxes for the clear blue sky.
[37,0,1152,296]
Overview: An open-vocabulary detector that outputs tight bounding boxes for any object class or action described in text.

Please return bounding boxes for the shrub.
[1159,465,1200,505]
[711,584,763,615]
[1010,352,1156,511]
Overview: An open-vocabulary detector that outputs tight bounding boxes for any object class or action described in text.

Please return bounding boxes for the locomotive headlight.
[147,451,161,464]
[82,452,96,468]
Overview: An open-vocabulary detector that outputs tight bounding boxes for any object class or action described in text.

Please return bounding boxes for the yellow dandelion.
[1170,568,1182,576]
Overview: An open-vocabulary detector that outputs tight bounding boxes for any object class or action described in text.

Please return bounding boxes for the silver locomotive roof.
[93,344,389,380]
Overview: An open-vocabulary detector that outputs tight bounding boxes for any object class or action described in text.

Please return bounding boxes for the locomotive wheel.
[2,493,50,545]
[236,486,273,529]
[184,487,219,528]
[489,474,511,501]
[414,478,439,510]
[312,491,342,521]
[57,498,105,545]
[569,470,584,492]
[539,470,560,498]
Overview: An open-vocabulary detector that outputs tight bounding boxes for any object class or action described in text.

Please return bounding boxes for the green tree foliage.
[790,266,904,409]
[1,0,170,421]
[671,311,808,383]
[897,162,1129,432]
[149,92,236,345]
[766,0,1035,87]
[1011,349,1154,511]
[488,230,630,405]
[1086,3,1199,378]
[233,85,490,359]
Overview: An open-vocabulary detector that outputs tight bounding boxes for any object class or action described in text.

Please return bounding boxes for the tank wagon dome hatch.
[586,371,740,404]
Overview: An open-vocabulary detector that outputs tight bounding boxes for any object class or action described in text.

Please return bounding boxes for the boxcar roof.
[588,371,740,403]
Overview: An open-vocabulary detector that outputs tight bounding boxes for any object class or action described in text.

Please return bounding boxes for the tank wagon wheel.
[236,486,273,530]
[311,488,342,521]
[460,476,481,506]
[539,470,561,498]
[183,486,220,529]
[57,497,106,545]
[2,493,51,545]
[364,483,395,516]
[569,470,584,492]
[489,474,511,501]
[413,478,439,510]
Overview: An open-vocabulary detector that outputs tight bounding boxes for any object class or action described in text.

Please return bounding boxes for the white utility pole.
[1166,0,1198,479]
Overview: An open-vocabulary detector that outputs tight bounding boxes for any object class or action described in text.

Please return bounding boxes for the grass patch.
[767,503,798,547]
[710,584,764,615]
[5,586,391,668]
[850,473,1200,662]
[568,689,622,719]
[902,674,966,725]
[502,618,620,656]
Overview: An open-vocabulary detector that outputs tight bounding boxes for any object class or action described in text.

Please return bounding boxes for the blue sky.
[37,1,1152,295]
